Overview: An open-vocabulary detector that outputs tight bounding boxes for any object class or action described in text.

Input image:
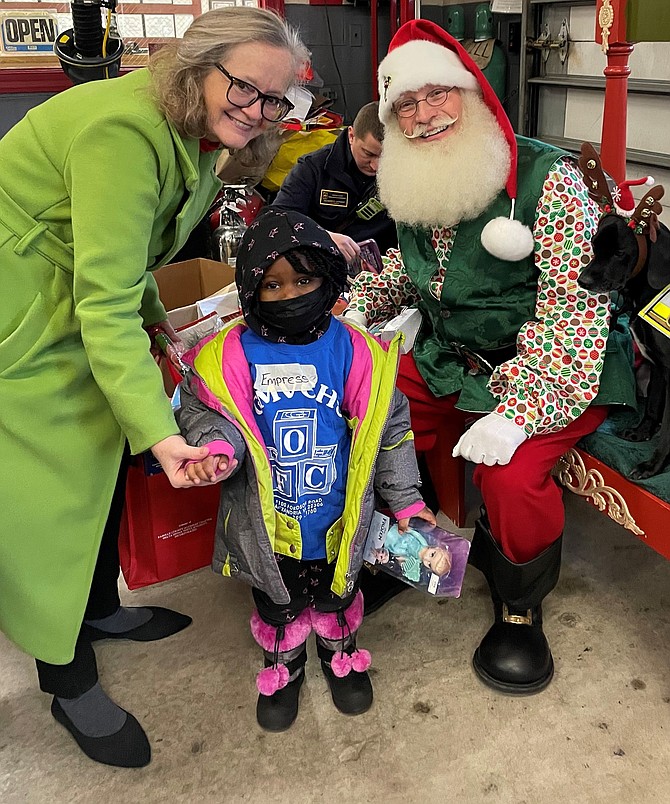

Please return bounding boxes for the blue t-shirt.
[240,319,353,559]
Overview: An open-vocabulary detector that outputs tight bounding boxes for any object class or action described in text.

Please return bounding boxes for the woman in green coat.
[0,6,307,767]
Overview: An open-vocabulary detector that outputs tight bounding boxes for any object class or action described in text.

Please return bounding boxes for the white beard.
[377,92,511,228]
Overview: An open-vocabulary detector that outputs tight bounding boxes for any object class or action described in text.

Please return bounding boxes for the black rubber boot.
[51,697,151,768]
[317,643,373,715]
[84,607,192,643]
[359,566,408,616]
[256,649,307,732]
[469,508,562,695]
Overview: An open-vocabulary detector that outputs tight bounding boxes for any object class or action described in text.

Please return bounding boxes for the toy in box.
[363,513,470,597]
[349,238,383,278]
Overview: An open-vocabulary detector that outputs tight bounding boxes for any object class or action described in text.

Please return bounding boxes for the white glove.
[452,412,527,466]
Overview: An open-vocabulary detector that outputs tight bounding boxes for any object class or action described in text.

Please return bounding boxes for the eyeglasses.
[215,64,294,123]
[392,87,454,119]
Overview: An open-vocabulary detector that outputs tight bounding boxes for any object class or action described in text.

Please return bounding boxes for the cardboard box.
[153,258,236,393]
[154,258,236,329]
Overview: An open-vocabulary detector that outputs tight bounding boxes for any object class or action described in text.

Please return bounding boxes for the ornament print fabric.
[348,157,611,436]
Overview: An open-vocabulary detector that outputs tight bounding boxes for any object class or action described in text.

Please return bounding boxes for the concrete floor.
[2,489,670,804]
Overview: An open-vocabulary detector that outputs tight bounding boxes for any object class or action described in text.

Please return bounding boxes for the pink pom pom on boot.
[256,664,290,696]
[331,651,353,678]
[351,648,372,673]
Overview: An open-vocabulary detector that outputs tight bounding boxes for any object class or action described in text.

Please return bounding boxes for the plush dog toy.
[577,142,670,479]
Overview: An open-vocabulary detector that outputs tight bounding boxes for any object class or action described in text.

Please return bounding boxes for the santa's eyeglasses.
[392,87,454,119]
[215,64,294,123]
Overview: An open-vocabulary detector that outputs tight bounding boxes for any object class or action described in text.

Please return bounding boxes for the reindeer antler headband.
[631,186,664,243]
[578,142,665,278]
[578,142,664,239]
[578,142,614,210]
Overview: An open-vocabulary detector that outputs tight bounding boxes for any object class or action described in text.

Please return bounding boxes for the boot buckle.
[502,603,533,626]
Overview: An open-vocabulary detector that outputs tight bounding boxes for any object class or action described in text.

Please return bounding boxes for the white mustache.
[402,114,459,139]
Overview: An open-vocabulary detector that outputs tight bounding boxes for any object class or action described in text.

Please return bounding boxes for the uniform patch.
[320,189,349,208]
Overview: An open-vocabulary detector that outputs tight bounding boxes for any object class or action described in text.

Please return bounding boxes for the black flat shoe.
[256,672,305,732]
[84,607,192,643]
[359,568,408,616]
[51,697,151,768]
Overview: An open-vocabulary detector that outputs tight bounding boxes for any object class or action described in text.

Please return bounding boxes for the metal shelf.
[528,75,670,95]
[530,0,594,5]
[536,135,670,170]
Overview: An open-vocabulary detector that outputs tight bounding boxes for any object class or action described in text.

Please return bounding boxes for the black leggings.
[36,451,130,699]
[252,554,357,627]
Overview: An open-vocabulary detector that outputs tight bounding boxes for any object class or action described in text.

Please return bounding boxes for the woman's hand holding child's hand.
[151,436,238,487]
[184,454,238,485]
[396,505,437,534]
[151,435,210,488]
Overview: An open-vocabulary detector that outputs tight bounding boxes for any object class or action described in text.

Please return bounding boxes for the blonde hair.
[149,7,308,163]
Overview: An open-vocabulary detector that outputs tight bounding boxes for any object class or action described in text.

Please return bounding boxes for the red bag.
[119,455,221,590]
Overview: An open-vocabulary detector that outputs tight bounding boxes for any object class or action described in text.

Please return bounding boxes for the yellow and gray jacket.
[177,320,425,604]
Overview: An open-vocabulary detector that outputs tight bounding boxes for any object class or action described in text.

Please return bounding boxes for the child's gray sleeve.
[176,377,246,463]
[373,388,424,513]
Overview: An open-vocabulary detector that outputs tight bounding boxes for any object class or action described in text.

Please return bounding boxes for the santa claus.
[348,20,636,694]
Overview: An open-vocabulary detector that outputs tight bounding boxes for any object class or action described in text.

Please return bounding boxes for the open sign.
[0,11,58,53]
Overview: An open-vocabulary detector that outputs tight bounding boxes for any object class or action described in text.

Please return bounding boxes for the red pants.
[397,353,608,563]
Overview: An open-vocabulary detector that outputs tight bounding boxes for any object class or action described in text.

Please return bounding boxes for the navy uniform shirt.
[273,128,397,253]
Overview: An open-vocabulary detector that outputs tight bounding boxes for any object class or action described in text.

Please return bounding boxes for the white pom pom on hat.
[378,20,534,261]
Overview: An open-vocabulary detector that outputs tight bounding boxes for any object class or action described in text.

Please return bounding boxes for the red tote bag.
[119,454,221,590]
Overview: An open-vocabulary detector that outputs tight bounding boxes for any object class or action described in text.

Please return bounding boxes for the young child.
[177,208,435,732]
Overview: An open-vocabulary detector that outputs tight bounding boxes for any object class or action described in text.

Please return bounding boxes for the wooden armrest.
[555,448,670,561]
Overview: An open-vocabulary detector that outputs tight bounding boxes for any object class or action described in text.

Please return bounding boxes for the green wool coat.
[0,69,221,664]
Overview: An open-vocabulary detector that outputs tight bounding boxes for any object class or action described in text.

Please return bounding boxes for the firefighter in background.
[273,101,398,263]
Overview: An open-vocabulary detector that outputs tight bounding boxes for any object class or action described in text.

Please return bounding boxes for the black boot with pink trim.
[311,591,373,715]
[250,607,312,732]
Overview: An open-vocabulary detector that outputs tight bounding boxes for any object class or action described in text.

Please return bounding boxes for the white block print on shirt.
[269,409,338,509]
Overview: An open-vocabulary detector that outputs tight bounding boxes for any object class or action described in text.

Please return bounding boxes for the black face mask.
[257,284,331,336]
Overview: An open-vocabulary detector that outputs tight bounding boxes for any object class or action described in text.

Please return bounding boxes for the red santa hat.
[612,176,654,216]
[378,19,533,261]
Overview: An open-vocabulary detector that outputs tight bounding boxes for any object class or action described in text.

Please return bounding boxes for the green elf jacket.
[0,69,221,663]
[398,137,636,427]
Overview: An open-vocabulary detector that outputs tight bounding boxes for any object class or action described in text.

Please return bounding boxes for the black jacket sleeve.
[272,155,319,215]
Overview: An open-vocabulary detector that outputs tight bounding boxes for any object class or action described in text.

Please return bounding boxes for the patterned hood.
[235,207,348,343]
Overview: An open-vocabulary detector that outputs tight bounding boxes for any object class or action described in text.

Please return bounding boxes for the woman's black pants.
[36,452,130,699]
